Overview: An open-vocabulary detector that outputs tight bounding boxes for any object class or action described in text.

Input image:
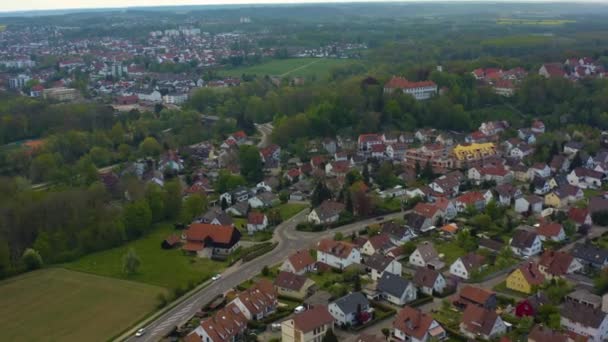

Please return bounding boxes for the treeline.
[0,176,207,279]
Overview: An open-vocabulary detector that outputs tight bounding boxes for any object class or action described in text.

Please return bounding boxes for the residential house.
[495,184,522,206]
[589,196,608,217]
[361,233,394,256]
[247,212,269,234]
[568,167,603,189]
[529,163,552,179]
[259,144,281,163]
[455,285,497,310]
[510,229,543,257]
[231,279,278,320]
[560,302,608,342]
[412,203,444,231]
[182,224,241,258]
[528,325,570,342]
[392,306,446,342]
[308,200,346,225]
[565,289,602,309]
[384,76,438,100]
[413,268,447,296]
[532,177,553,195]
[328,292,372,326]
[564,141,585,156]
[248,192,279,209]
[358,133,385,152]
[454,191,488,213]
[571,243,608,269]
[405,212,431,233]
[450,252,486,280]
[377,272,418,306]
[544,184,584,209]
[538,250,583,280]
[460,305,507,340]
[468,165,512,185]
[409,242,444,270]
[281,305,334,342]
[281,250,317,275]
[515,292,550,317]
[568,207,593,227]
[550,154,570,173]
[479,238,505,254]
[274,271,315,300]
[382,221,416,245]
[186,302,248,342]
[515,195,543,214]
[200,207,234,227]
[226,201,249,217]
[506,263,545,294]
[536,222,566,242]
[364,253,402,281]
[317,239,361,270]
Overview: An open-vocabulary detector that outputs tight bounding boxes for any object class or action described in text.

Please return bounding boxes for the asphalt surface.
[124,209,406,342]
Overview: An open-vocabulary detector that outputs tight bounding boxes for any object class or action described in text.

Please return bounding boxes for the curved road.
[124,209,406,342]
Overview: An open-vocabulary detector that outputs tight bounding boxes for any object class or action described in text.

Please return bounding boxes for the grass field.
[276,203,309,220]
[219,58,352,78]
[66,223,227,289]
[0,268,163,342]
[482,35,552,47]
[497,18,575,26]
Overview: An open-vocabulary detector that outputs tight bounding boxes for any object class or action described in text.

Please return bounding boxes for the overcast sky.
[6,0,600,13]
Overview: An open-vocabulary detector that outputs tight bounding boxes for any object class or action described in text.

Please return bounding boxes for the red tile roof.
[286,250,316,273]
[459,285,494,305]
[185,223,237,244]
[247,212,266,225]
[317,239,356,259]
[385,76,436,89]
[393,306,436,340]
[292,305,334,333]
[537,222,563,238]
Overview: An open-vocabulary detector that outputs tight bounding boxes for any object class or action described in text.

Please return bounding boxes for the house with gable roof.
[230,279,278,320]
[450,252,486,280]
[377,272,417,306]
[510,228,542,257]
[364,253,402,281]
[413,268,446,295]
[182,223,241,258]
[308,200,346,225]
[316,239,361,270]
[392,306,446,342]
[409,242,444,270]
[459,305,507,340]
[281,250,317,275]
[538,250,583,279]
[281,305,334,342]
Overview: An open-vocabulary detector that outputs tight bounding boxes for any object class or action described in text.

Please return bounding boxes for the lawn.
[497,18,576,26]
[276,203,309,220]
[66,223,227,289]
[0,268,163,342]
[219,58,353,78]
[434,240,467,265]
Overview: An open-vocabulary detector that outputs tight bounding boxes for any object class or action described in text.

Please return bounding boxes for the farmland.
[219,58,354,78]
[0,268,163,342]
[66,223,227,289]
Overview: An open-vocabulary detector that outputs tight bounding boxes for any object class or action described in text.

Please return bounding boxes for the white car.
[294,305,305,314]
[135,328,145,337]
[212,274,222,281]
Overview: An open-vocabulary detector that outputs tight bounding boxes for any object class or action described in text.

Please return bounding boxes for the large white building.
[384,76,438,100]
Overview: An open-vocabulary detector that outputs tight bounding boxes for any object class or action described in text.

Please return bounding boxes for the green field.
[482,35,552,47]
[66,223,227,289]
[497,18,576,26]
[276,203,309,220]
[0,268,163,342]
[219,58,353,78]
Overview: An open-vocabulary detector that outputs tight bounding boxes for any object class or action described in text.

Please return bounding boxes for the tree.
[422,159,434,180]
[139,137,162,157]
[261,265,270,276]
[381,328,390,340]
[570,152,582,171]
[537,304,560,328]
[334,232,344,241]
[238,145,263,183]
[123,200,153,239]
[592,210,608,226]
[181,194,208,223]
[311,181,332,207]
[145,184,165,222]
[353,273,362,291]
[22,248,43,270]
[456,229,477,252]
[221,197,229,210]
[164,179,182,220]
[402,241,417,255]
[122,248,141,275]
[0,239,10,277]
[322,329,338,342]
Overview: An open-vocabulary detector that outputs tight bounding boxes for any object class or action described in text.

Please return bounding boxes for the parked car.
[135,328,145,337]
[212,274,222,281]
[294,305,306,314]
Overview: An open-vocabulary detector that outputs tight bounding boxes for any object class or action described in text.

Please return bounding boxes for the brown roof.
[561,301,607,328]
[164,234,180,246]
[413,268,441,288]
[528,325,568,342]
[233,279,277,317]
[247,211,266,225]
[461,305,500,336]
[537,222,563,238]
[413,202,440,219]
[538,250,574,277]
[511,229,539,249]
[286,250,316,273]
[292,305,334,333]
[194,302,248,342]
[516,262,545,286]
[568,207,590,225]
[415,242,439,262]
[185,223,237,244]
[274,271,309,291]
[589,196,608,214]
[317,239,357,259]
[459,285,494,305]
[367,233,393,250]
[458,253,486,272]
[393,306,435,340]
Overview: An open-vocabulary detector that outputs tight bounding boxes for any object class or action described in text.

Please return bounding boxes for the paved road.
[124,210,407,341]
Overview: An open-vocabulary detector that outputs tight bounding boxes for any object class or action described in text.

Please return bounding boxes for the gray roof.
[571,243,608,265]
[377,273,411,298]
[332,292,369,314]
[511,229,538,249]
[364,253,394,272]
[561,302,606,328]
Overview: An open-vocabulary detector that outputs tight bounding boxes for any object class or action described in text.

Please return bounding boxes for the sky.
[0,0,606,12]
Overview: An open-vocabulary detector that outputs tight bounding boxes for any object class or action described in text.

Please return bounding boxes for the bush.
[22,248,43,270]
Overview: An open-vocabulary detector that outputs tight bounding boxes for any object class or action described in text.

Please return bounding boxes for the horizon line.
[2,0,608,15]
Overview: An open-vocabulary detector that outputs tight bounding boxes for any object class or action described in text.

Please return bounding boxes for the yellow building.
[281,305,334,342]
[544,192,566,208]
[452,143,497,168]
[506,263,545,294]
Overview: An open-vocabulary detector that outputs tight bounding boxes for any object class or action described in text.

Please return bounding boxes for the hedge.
[409,295,434,307]
[240,242,278,262]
